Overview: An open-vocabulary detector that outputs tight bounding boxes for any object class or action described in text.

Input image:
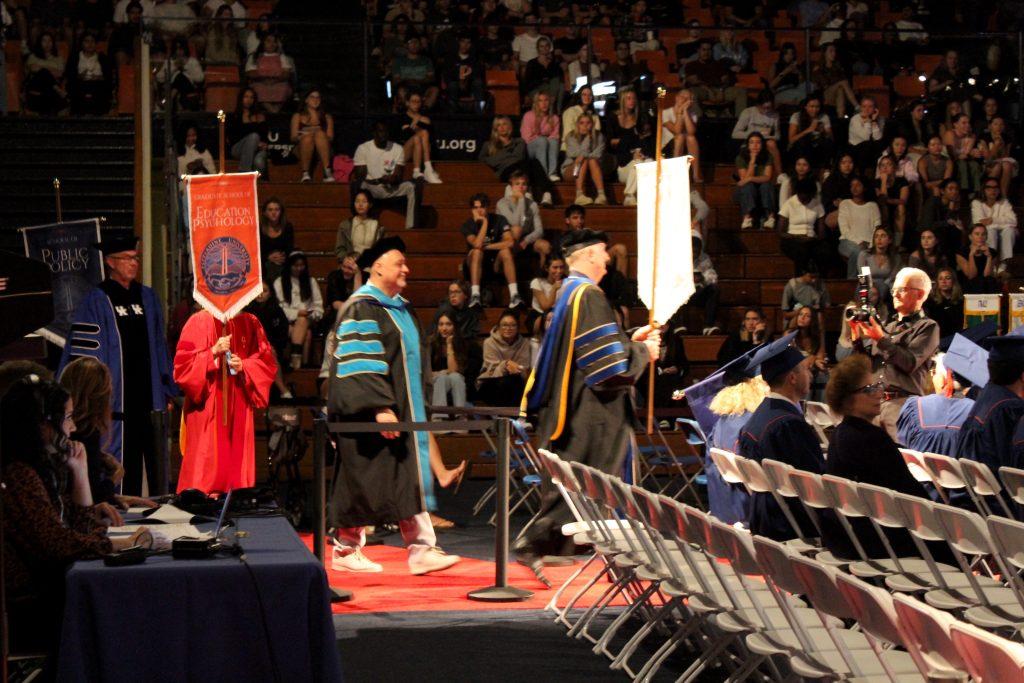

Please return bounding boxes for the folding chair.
[900,448,935,487]
[786,469,852,568]
[891,592,970,681]
[803,400,838,450]
[950,620,1024,681]
[634,417,703,506]
[735,457,821,553]
[999,465,1024,508]
[960,459,1016,519]
[919,451,972,507]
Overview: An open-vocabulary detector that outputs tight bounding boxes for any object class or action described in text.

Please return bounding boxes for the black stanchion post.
[468,417,533,602]
[150,409,169,496]
[312,417,326,562]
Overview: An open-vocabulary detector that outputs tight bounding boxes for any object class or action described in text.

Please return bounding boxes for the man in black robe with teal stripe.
[514,229,660,585]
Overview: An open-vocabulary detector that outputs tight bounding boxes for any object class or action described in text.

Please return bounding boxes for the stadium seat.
[117,65,135,114]
[485,70,519,116]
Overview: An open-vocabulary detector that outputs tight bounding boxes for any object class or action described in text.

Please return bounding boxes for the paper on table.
[108,523,207,540]
[143,504,200,525]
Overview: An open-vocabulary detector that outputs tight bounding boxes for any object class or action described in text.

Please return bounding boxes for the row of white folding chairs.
[899,448,1024,520]
[712,447,1024,639]
[536,447,1024,681]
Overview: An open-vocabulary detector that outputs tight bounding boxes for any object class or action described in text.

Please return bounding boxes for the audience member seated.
[324,254,362,319]
[476,310,531,406]
[918,136,954,198]
[923,267,964,339]
[245,283,294,398]
[661,88,702,181]
[683,40,747,118]
[521,36,563,113]
[874,157,909,246]
[244,13,275,57]
[273,251,324,369]
[712,27,749,73]
[429,313,473,415]
[848,95,885,174]
[204,4,242,65]
[561,85,602,151]
[390,35,439,111]
[228,87,268,177]
[477,23,512,70]
[560,205,631,316]
[857,227,901,301]
[335,189,383,268]
[567,43,602,86]
[879,136,920,185]
[604,40,651,88]
[245,33,294,113]
[650,307,692,408]
[563,113,609,206]
[605,87,654,206]
[290,89,335,183]
[685,232,721,335]
[552,24,583,66]
[768,42,810,105]
[353,122,419,230]
[778,177,831,276]
[395,91,442,184]
[150,0,197,42]
[956,223,1001,294]
[259,196,293,282]
[973,96,1001,138]
[944,113,984,193]
[788,304,828,401]
[706,374,767,525]
[732,91,782,177]
[690,187,711,241]
[717,306,769,364]
[837,177,881,279]
[907,228,949,282]
[66,32,112,115]
[377,15,415,71]
[899,101,938,161]
[520,91,561,184]
[479,116,555,207]
[497,170,551,264]
[981,116,1017,197]
[110,1,144,65]
[929,49,972,118]
[2,377,146,671]
[921,178,968,263]
[834,21,875,76]
[176,124,216,175]
[822,355,927,559]
[511,14,542,72]
[431,280,479,340]
[157,39,204,112]
[674,20,703,65]
[462,193,523,310]
[812,43,857,118]
[24,32,67,116]
[787,95,834,170]
[734,132,775,230]
[443,31,485,112]
[972,178,1017,267]
[778,156,821,207]
[782,262,830,324]
[528,256,566,329]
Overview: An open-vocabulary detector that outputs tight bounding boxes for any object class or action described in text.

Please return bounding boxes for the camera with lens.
[845,266,878,324]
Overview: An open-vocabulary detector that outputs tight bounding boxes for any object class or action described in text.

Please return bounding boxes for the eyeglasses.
[892,286,922,295]
[984,184,1000,190]
[109,254,141,262]
[855,381,885,395]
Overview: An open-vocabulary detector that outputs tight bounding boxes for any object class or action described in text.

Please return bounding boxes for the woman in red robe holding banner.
[174,310,277,493]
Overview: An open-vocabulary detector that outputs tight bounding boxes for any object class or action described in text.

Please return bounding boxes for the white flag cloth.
[636,155,695,323]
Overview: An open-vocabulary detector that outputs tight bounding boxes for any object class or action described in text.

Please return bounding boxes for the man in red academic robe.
[174,309,277,493]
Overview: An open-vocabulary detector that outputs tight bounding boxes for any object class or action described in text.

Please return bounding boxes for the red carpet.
[300,535,627,614]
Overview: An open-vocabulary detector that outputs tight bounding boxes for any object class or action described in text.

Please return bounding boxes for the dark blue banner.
[21,219,104,346]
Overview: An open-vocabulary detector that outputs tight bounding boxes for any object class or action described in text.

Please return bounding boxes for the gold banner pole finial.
[647,86,667,435]
[53,178,62,223]
[217,110,226,174]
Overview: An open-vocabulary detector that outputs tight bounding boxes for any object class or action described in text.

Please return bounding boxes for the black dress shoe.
[514,547,552,589]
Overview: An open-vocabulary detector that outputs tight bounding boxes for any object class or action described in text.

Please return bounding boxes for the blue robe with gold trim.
[327,284,434,527]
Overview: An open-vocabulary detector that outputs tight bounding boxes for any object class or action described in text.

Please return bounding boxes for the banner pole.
[217,110,226,173]
[53,178,62,223]
[647,88,667,435]
[222,317,229,427]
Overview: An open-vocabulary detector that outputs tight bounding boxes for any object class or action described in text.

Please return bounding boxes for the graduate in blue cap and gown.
[682,344,768,526]
[955,329,1024,473]
[738,332,825,541]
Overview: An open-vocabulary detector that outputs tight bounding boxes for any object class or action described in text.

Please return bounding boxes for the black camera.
[845,266,878,324]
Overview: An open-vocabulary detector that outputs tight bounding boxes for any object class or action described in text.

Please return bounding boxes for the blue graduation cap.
[945,333,989,388]
[746,331,804,384]
[680,342,766,436]
[939,320,998,353]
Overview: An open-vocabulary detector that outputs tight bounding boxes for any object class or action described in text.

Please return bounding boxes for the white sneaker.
[423,165,443,184]
[741,215,753,229]
[548,173,561,182]
[540,192,553,207]
[623,194,637,206]
[469,293,482,309]
[702,326,721,336]
[509,294,525,309]
[594,191,608,205]
[332,547,383,573]
[323,170,335,183]
[762,215,775,230]
[412,168,424,180]
[409,546,460,575]
[575,193,593,206]
[300,171,312,183]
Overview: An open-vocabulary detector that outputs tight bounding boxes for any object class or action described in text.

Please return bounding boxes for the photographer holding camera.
[849,266,940,441]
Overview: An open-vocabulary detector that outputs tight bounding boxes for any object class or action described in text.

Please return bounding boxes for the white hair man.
[850,266,940,440]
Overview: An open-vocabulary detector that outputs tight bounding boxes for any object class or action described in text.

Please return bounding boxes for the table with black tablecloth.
[58,515,343,682]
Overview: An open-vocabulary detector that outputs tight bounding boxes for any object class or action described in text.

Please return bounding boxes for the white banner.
[964,293,1001,329]
[1010,293,1024,332]
[636,155,695,323]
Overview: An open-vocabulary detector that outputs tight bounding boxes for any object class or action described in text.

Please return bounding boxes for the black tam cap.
[356,236,407,271]
[93,229,139,255]
[560,228,608,257]
[746,331,806,383]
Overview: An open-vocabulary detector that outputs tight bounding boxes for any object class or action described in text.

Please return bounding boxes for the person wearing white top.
[273,251,324,370]
[837,177,882,278]
[511,23,542,66]
[567,45,602,86]
[972,181,1019,263]
[176,125,216,176]
[661,89,703,181]
[352,122,418,229]
[848,96,885,172]
[529,256,566,321]
[894,7,928,43]
[777,176,831,275]
[497,171,551,266]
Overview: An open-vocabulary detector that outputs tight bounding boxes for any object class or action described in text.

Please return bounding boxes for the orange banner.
[185,172,262,321]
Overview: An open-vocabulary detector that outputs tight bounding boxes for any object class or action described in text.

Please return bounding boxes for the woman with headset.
[2,375,150,672]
